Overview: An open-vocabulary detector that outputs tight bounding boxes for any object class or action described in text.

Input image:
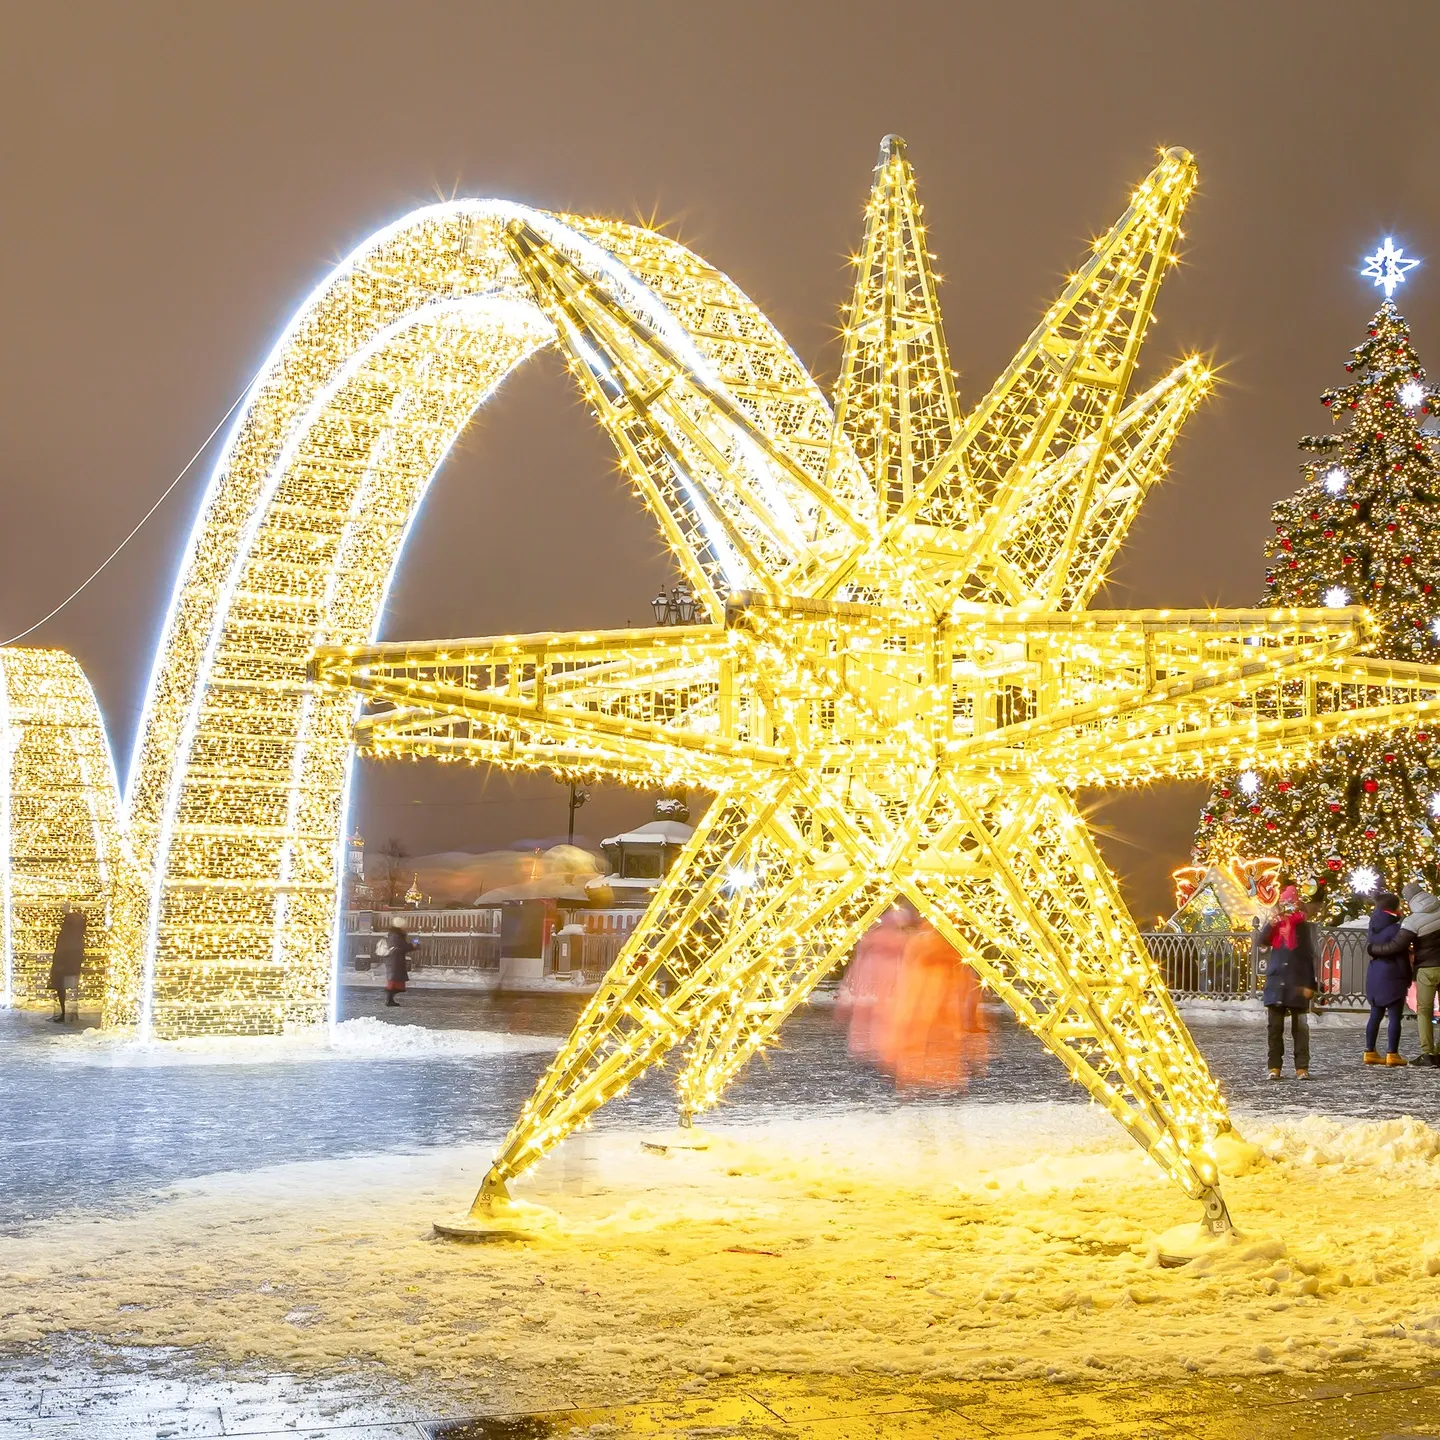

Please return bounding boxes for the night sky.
[3,1,1439,919]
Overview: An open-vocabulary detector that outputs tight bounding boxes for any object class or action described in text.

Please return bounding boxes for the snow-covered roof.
[601,819,694,847]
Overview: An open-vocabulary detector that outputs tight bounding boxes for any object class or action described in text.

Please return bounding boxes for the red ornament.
[1219,787,1232,798]
[1250,803,1262,814]
[1364,779,1379,793]
[1420,733,1430,743]
[1384,753,1397,763]
[1324,529,1335,538]
[1329,802,1341,812]
[1327,856,1343,869]
[1266,821,1278,831]
[1277,781,1292,792]
[1365,828,1378,839]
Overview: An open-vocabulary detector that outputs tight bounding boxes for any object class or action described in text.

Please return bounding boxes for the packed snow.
[7,1104,1440,1413]
[34,1016,563,1068]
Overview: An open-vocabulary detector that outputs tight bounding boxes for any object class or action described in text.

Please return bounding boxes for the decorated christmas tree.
[1193,268,1440,919]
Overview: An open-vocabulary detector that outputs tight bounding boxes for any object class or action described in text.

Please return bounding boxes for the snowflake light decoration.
[1351,865,1380,895]
[1323,586,1350,608]
[1400,380,1427,409]
[1324,467,1348,494]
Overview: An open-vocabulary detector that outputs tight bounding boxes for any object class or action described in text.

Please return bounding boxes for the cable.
[0,382,253,647]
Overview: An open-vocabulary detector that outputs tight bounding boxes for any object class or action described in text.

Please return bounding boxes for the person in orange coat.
[837,903,914,1061]
[878,917,987,1090]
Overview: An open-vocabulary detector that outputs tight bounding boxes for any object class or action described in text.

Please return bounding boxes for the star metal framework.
[313,139,1440,1232]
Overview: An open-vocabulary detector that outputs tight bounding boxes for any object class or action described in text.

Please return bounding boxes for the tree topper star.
[1363,237,1420,299]
[316,141,1440,1238]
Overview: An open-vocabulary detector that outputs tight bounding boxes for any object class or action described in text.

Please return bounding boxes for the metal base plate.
[641,1126,713,1155]
[432,1196,551,1243]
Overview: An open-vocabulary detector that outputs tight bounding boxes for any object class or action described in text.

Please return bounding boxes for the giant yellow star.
[314,140,1440,1233]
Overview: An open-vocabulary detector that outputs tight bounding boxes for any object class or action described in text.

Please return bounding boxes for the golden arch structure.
[12,138,1440,1231]
[0,648,130,1012]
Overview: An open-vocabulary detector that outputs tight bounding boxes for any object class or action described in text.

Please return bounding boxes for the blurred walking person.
[1363,891,1411,1066]
[375,915,418,1008]
[1259,886,1317,1079]
[837,904,913,1061]
[877,917,987,1090]
[48,905,86,1023]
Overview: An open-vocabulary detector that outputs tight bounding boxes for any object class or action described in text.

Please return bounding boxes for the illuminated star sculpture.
[1362,237,1420,299]
[315,140,1440,1233]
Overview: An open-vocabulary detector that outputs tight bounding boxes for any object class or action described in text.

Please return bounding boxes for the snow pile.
[38,1016,562,1067]
[7,1105,1440,1413]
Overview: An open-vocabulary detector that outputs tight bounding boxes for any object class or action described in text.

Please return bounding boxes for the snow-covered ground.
[35,1015,563,1067]
[8,990,1440,1419]
[6,1107,1440,1416]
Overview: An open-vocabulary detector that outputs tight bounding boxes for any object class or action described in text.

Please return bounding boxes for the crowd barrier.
[1138,927,1372,1008]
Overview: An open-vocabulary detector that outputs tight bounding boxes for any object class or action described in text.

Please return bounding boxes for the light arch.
[118,201,833,1037]
[0,647,132,1013]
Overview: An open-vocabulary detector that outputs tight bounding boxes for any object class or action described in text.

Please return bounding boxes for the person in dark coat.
[1371,881,1440,1066]
[48,906,86,1022]
[1259,885,1317,1079]
[1363,892,1411,1065]
[375,916,417,1007]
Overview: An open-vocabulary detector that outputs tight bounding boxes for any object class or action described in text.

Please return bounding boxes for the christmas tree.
[1193,291,1440,919]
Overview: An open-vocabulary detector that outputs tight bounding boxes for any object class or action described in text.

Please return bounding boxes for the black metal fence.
[342,909,502,972]
[1138,927,1372,1008]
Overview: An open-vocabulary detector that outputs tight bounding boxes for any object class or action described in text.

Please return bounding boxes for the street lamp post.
[565,779,589,845]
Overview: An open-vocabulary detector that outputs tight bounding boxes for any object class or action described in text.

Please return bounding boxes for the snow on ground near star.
[7,1105,1440,1415]
[34,1015,563,1067]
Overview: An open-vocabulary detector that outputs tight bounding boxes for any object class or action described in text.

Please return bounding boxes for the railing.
[342,908,502,972]
[1137,927,1371,1007]
[545,907,644,983]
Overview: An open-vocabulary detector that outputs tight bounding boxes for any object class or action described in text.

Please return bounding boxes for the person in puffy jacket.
[1363,892,1410,1066]
[1259,886,1317,1079]
[1372,882,1440,1066]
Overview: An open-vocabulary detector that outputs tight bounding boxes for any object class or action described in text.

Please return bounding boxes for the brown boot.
[1387,1052,1409,1066]
[1364,1051,1383,1064]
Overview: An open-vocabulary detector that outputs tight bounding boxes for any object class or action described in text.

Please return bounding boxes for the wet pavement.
[3,990,1439,1232]
[6,1359,1440,1438]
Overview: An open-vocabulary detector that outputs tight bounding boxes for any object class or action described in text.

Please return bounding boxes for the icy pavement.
[8,1364,1440,1438]
[2,989,1437,1231]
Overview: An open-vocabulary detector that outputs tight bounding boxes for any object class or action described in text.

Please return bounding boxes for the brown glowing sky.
[3,2,1440,919]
